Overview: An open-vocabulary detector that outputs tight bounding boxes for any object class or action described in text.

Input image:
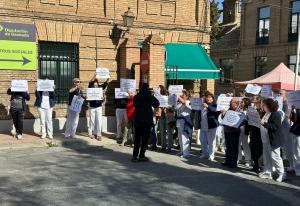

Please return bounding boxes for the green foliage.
[210,0,221,44]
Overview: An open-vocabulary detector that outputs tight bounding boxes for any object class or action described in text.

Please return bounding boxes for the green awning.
[165,43,220,80]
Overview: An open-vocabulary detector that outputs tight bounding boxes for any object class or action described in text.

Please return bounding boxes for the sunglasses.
[75,81,81,83]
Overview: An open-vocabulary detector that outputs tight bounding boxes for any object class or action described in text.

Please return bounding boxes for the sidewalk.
[0,132,117,150]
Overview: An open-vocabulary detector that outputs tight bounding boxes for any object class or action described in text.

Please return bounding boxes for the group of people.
[5,77,300,182]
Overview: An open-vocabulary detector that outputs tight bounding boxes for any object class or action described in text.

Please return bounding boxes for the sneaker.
[276,173,287,182]
[16,134,23,140]
[138,157,150,162]
[208,158,217,162]
[131,157,138,162]
[259,172,272,180]
[245,163,251,168]
[41,134,46,139]
[48,135,54,139]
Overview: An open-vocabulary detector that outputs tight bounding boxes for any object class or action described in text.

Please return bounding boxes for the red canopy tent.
[234,63,300,90]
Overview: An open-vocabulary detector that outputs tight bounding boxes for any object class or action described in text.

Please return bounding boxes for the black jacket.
[290,108,300,136]
[198,103,220,129]
[133,91,159,127]
[34,91,55,108]
[88,82,108,108]
[263,111,285,148]
[7,89,30,111]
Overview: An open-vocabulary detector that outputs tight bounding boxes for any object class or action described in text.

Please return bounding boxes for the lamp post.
[294,21,300,91]
[122,7,135,30]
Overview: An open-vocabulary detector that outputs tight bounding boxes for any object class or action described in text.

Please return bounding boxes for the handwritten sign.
[190,98,203,110]
[260,85,272,98]
[156,95,169,107]
[87,88,103,101]
[96,67,110,79]
[247,106,261,128]
[120,79,136,92]
[245,84,262,95]
[222,110,244,128]
[153,88,161,95]
[168,85,183,96]
[274,96,283,110]
[168,94,178,107]
[11,80,28,92]
[37,79,54,92]
[115,88,129,99]
[287,91,300,108]
[217,96,232,111]
[70,95,84,113]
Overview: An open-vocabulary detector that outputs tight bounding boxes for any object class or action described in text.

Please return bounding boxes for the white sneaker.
[245,163,251,168]
[259,172,272,180]
[41,134,46,139]
[276,173,287,182]
[48,135,53,139]
[208,158,217,162]
[17,134,23,140]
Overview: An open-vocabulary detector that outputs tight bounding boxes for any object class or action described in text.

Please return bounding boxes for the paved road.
[0,137,299,206]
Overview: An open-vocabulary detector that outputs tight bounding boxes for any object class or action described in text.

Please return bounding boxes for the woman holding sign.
[7,84,30,139]
[65,78,84,139]
[87,75,108,141]
[34,78,55,139]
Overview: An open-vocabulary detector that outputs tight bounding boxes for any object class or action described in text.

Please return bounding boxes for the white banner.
[70,95,84,113]
[247,106,261,128]
[11,80,28,92]
[37,79,54,92]
[120,79,136,91]
[190,98,203,110]
[156,95,169,107]
[96,67,110,79]
[274,96,283,110]
[287,91,300,108]
[115,88,129,99]
[260,85,272,98]
[245,84,262,95]
[217,96,232,111]
[222,110,245,128]
[87,88,103,101]
[168,94,178,107]
[168,85,183,96]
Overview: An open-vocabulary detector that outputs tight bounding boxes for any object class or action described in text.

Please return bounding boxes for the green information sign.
[0,22,37,70]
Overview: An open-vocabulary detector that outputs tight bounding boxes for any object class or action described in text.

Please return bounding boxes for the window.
[256,7,270,45]
[255,57,267,78]
[288,55,300,74]
[289,1,300,42]
[219,59,233,83]
[39,42,79,104]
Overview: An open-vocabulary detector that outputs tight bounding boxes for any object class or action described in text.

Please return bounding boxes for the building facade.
[0,0,212,133]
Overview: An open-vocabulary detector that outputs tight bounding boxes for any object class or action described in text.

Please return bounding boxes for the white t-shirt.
[41,91,50,109]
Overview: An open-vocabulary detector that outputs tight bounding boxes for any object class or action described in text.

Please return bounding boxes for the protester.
[34,78,55,139]
[87,75,109,141]
[260,98,286,182]
[248,96,263,173]
[114,92,129,144]
[222,98,242,168]
[199,92,220,162]
[65,78,84,138]
[176,90,192,159]
[7,86,30,139]
[289,106,300,176]
[132,83,159,162]
[238,98,252,167]
[124,90,135,146]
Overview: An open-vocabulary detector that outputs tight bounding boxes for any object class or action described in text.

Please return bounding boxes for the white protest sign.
[217,96,232,111]
[156,95,169,107]
[70,95,84,113]
[222,110,244,128]
[287,91,300,108]
[260,85,272,98]
[153,88,161,95]
[96,68,110,79]
[37,79,54,92]
[87,88,103,101]
[11,80,28,92]
[245,84,262,95]
[247,106,261,128]
[274,96,283,110]
[168,94,178,107]
[219,94,227,97]
[120,79,136,91]
[115,88,129,99]
[168,85,183,96]
[190,98,203,110]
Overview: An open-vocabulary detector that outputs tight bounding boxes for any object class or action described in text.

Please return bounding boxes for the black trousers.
[224,131,240,168]
[249,126,263,170]
[10,108,25,135]
[133,125,151,158]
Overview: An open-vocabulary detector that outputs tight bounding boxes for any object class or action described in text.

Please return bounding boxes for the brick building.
[0,0,214,133]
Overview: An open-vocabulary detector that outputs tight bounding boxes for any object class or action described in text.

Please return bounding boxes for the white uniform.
[65,107,80,138]
[38,92,53,136]
[89,106,102,136]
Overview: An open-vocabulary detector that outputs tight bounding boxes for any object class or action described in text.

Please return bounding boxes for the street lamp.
[122,7,135,29]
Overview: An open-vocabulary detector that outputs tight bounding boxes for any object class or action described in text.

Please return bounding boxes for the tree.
[210,0,221,44]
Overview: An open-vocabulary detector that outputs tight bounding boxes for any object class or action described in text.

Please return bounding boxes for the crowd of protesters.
[5,75,300,183]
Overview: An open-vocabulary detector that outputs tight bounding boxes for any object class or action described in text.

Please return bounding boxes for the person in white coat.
[176,90,192,159]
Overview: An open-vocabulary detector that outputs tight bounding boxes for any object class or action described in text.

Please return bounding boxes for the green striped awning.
[165,43,220,80]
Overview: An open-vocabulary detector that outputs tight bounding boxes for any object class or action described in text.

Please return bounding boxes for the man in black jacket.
[132,83,159,162]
